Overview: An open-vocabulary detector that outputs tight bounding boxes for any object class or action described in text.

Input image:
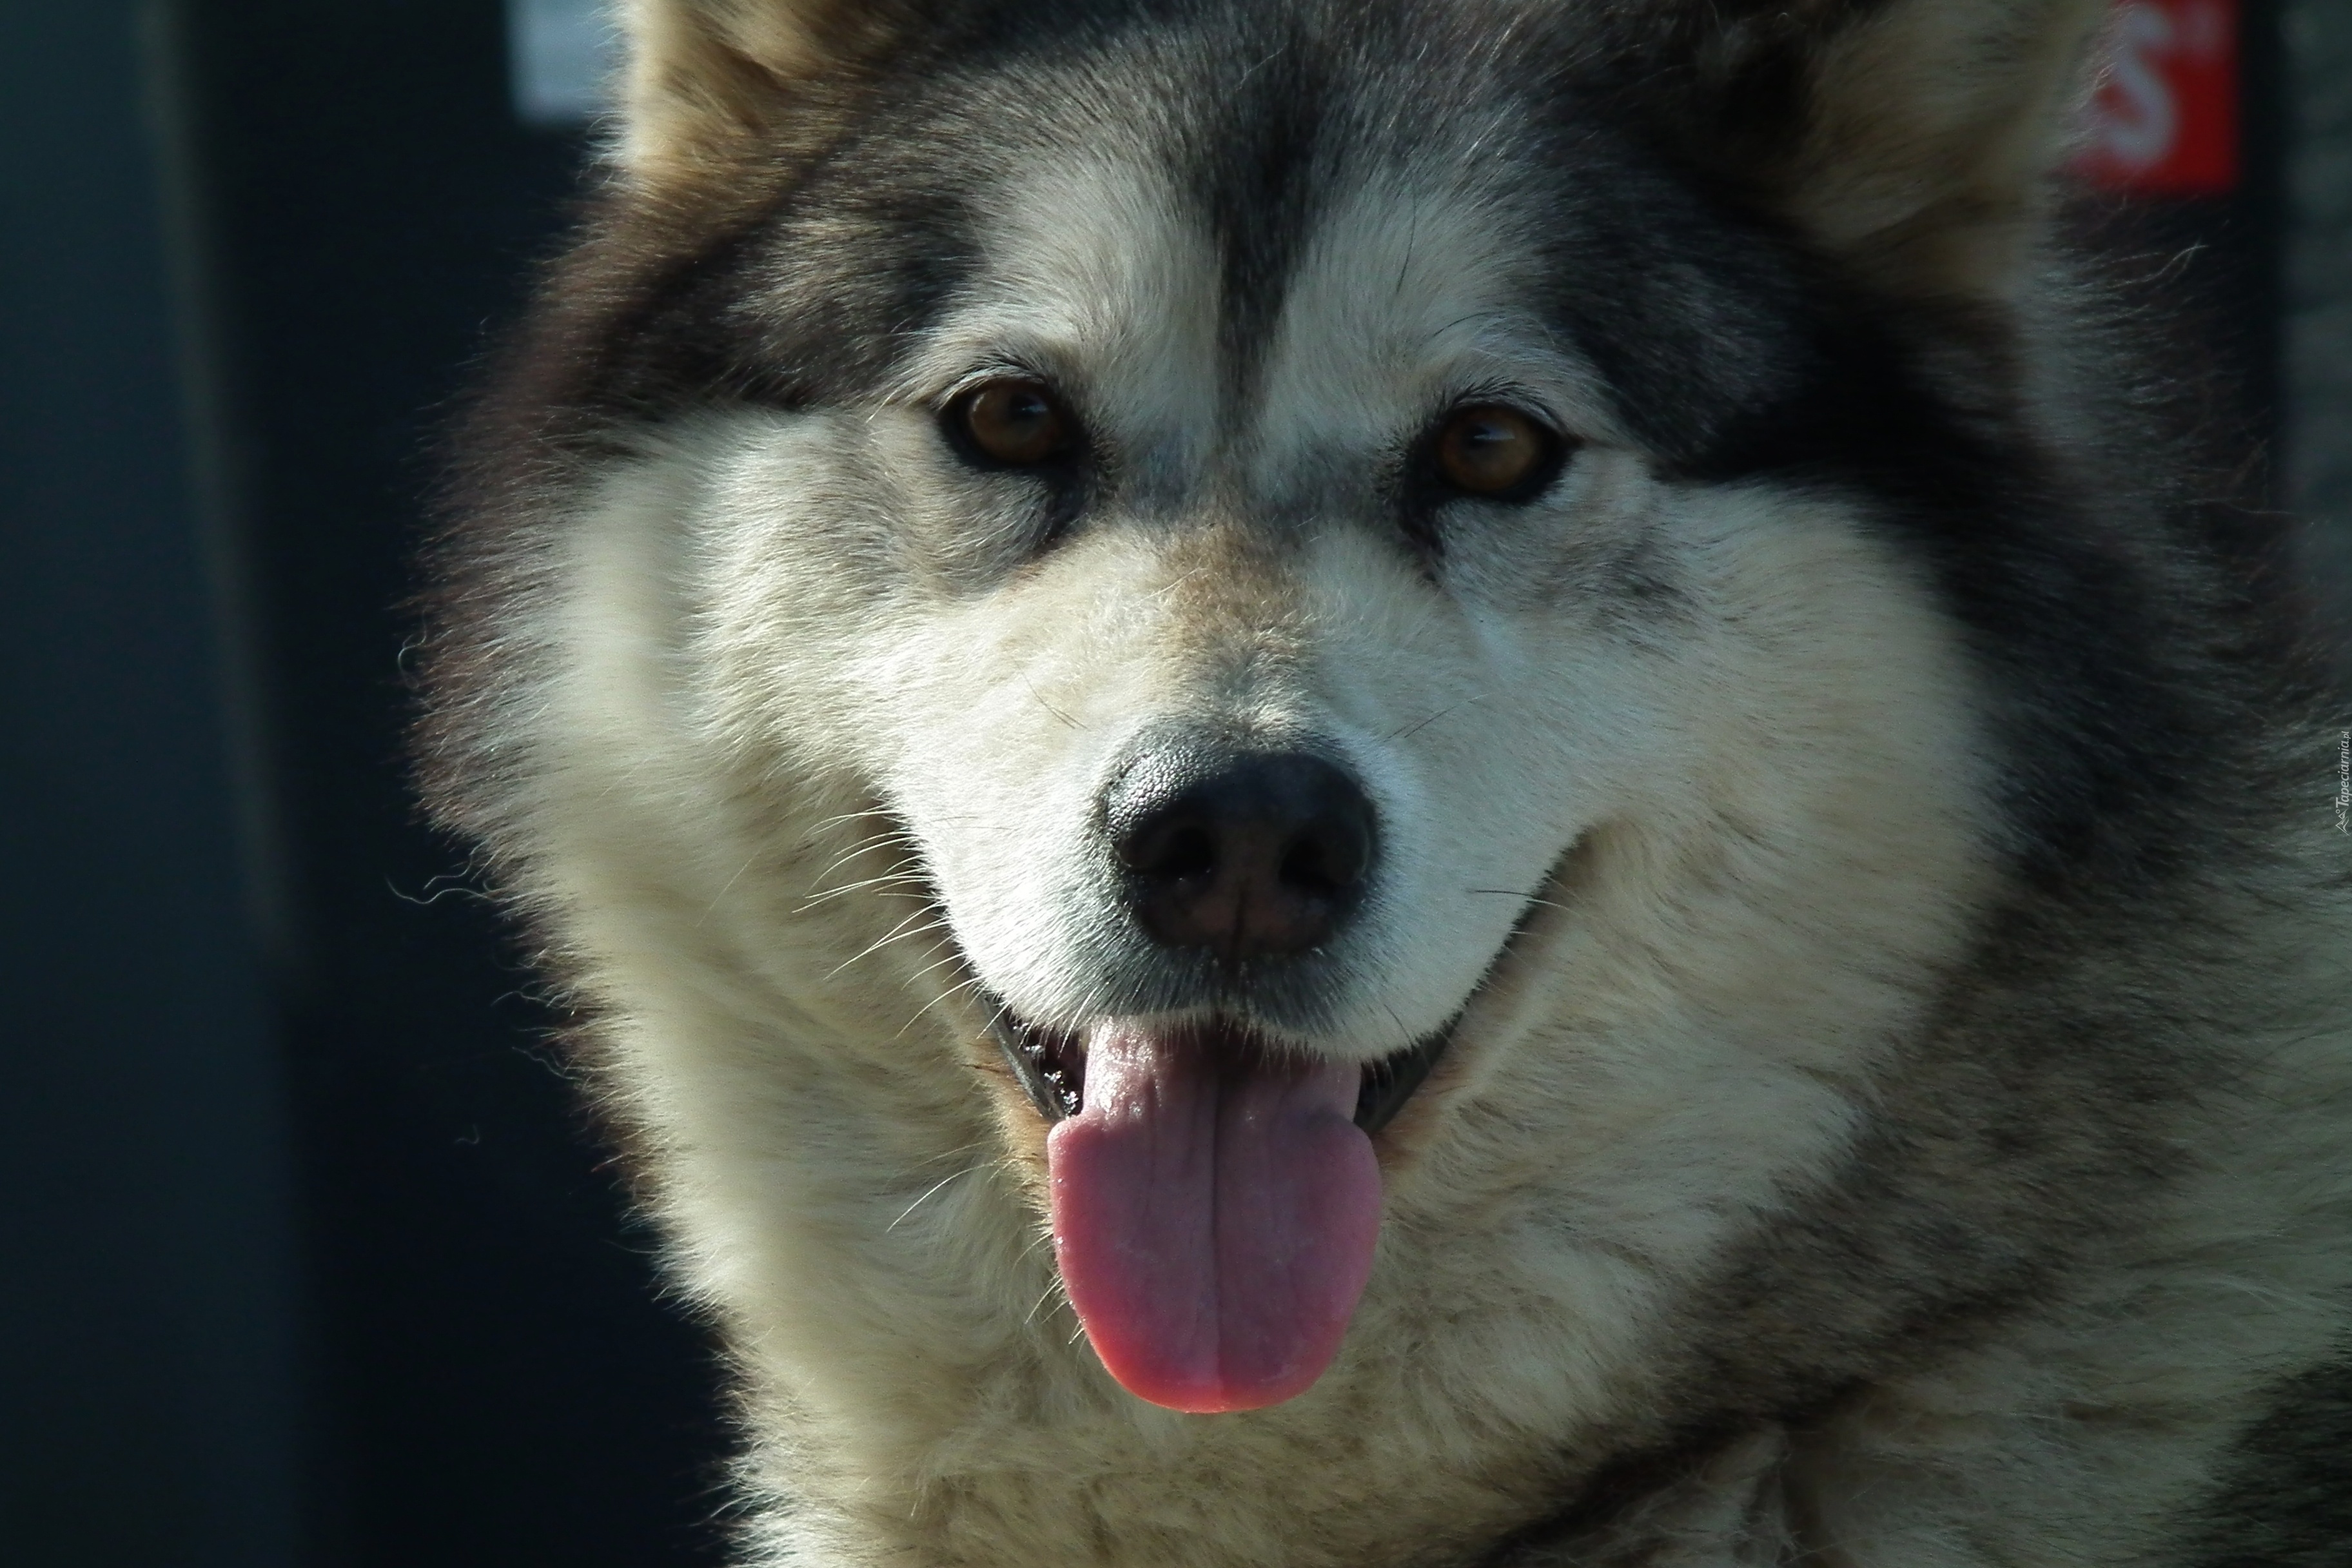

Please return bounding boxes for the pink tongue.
[1046,1023,1382,1413]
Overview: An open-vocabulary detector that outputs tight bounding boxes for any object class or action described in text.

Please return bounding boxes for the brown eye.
[954,379,1073,467]
[1432,404,1558,498]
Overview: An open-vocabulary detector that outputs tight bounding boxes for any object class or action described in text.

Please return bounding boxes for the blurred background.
[0,2,2343,1564]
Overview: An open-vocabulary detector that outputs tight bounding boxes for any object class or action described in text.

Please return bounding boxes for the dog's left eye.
[950,379,1076,468]
[1429,404,1566,500]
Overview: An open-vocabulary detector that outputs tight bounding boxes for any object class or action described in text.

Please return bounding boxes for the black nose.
[1108,749,1377,960]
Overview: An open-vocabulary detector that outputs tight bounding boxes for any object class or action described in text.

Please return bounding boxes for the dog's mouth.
[966,850,1571,1418]
[979,1007,1457,1418]
[986,1010,1393,1416]
[987,1010,1450,1136]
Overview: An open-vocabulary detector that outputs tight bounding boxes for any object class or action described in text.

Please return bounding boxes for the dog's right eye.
[949,379,1075,468]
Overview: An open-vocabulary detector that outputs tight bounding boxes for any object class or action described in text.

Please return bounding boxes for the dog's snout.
[1110,750,1376,959]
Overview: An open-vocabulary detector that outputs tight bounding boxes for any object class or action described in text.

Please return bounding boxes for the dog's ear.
[1650,0,2110,299]
[612,0,922,182]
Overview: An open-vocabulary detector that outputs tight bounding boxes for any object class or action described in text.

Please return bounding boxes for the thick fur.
[418,2,2352,1563]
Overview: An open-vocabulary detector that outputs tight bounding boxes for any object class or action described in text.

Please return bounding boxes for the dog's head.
[431,0,2117,1421]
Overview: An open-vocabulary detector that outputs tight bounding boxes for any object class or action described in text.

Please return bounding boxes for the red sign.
[2073,0,2240,195]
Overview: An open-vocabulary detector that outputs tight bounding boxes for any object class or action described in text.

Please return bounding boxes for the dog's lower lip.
[985,1007,1449,1134]
[988,1010,1085,1121]
[1353,1032,1449,1133]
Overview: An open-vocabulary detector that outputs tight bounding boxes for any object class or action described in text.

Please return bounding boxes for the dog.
[416,1,2352,1562]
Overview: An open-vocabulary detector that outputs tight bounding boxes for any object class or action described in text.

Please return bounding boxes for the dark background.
[0,2,2317,1565]
[4,3,722,1565]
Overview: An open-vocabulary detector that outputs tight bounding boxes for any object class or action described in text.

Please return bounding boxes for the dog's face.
[832,104,1718,1060]
[450,0,2099,1446]
[687,37,1972,1003]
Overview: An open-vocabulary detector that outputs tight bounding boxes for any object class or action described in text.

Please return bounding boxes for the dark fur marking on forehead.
[1188,21,1342,398]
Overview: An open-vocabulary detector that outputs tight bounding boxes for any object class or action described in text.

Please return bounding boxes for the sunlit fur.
[419,2,2352,1563]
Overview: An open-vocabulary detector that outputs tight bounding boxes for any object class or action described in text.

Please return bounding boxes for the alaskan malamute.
[418,1,2352,1562]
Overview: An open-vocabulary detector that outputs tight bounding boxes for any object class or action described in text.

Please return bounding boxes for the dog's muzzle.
[1106,746,1377,962]
[985,736,1447,1134]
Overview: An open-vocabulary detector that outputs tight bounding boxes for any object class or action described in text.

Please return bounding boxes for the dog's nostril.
[1123,819,1218,882]
[1278,816,1367,899]
[1108,749,1377,959]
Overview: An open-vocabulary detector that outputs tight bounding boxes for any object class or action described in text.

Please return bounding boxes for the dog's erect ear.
[1648,0,2110,299]
[613,0,923,182]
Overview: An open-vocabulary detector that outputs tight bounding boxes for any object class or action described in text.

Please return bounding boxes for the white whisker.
[887,1167,979,1231]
